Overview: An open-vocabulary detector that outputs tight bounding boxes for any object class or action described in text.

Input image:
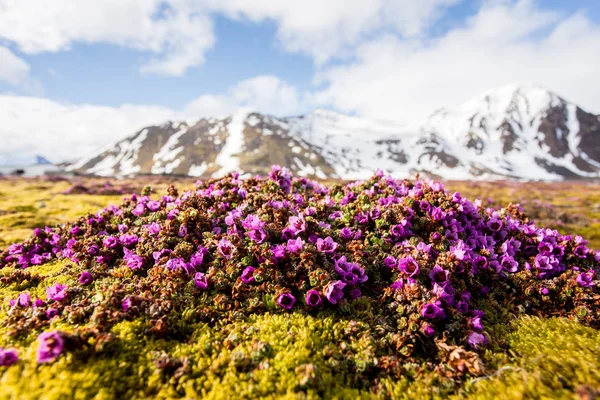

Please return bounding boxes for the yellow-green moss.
[3,312,598,399]
[458,317,600,399]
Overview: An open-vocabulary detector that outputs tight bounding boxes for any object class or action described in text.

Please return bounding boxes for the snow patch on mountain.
[213,109,249,177]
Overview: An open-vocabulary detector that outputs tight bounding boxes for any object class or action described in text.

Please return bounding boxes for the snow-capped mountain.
[72,83,600,180]
[0,154,59,177]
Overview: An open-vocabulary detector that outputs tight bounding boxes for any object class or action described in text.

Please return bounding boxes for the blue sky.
[0,0,599,162]
[8,16,315,109]
[0,0,597,109]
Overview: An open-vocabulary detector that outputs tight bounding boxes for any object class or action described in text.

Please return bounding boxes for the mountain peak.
[72,84,600,181]
[430,82,564,123]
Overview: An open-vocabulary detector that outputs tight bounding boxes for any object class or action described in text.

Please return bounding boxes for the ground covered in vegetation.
[0,171,599,399]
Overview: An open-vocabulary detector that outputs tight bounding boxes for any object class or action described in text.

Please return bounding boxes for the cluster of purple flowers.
[1,165,599,367]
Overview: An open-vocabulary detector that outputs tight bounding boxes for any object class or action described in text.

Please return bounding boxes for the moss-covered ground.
[0,176,599,399]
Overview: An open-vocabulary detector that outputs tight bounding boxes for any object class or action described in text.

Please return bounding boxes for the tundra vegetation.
[0,170,598,399]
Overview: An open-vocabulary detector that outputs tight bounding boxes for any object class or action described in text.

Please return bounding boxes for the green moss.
[0,312,451,399]
[5,314,597,399]
[459,317,600,399]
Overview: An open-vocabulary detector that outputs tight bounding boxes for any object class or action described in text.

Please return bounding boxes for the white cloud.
[0,0,457,75]
[184,75,301,117]
[200,0,458,63]
[0,46,30,85]
[0,95,181,164]
[313,0,600,122]
[0,0,215,76]
[0,75,302,164]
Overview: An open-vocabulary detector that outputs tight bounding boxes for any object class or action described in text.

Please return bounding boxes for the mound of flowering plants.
[0,166,599,398]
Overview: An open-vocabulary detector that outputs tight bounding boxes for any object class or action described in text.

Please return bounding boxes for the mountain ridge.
[71,83,600,181]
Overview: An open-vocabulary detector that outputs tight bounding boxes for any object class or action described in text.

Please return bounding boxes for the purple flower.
[0,348,18,366]
[276,293,296,309]
[355,212,369,225]
[8,244,24,255]
[241,266,256,284]
[103,236,118,249]
[281,227,295,240]
[305,290,323,308]
[429,265,449,284]
[152,249,172,263]
[534,254,557,271]
[456,301,469,313]
[324,280,346,304]
[469,316,484,332]
[500,255,518,273]
[304,207,316,216]
[390,279,404,290]
[288,215,306,235]
[46,284,68,302]
[225,208,242,225]
[147,200,161,211]
[574,245,588,259]
[340,228,354,241]
[420,303,445,319]
[398,256,419,277]
[247,227,267,243]
[316,237,338,254]
[334,256,368,285]
[132,203,146,216]
[119,234,139,248]
[538,241,553,254]
[166,258,188,272]
[450,241,468,261]
[329,211,343,220]
[194,272,209,290]
[576,272,594,288]
[88,244,99,256]
[271,245,286,261]
[46,308,59,319]
[37,331,64,363]
[122,298,132,311]
[167,208,179,220]
[473,255,488,270]
[467,331,488,349]
[16,292,31,308]
[34,298,45,307]
[421,323,436,337]
[96,255,110,265]
[145,222,161,236]
[487,218,502,232]
[391,223,409,238]
[30,254,44,265]
[269,165,292,193]
[78,271,93,285]
[217,238,235,259]
[384,256,397,269]
[242,214,265,231]
[124,251,144,270]
[286,237,304,253]
[190,250,207,268]
[178,224,189,238]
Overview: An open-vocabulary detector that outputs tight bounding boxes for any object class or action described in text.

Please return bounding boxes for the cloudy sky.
[0,0,599,163]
